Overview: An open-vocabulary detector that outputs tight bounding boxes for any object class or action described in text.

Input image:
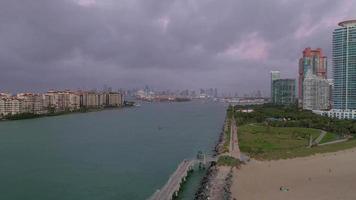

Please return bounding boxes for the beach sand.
[231,148,356,200]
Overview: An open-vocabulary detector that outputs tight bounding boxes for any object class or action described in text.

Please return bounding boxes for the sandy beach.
[231,148,356,200]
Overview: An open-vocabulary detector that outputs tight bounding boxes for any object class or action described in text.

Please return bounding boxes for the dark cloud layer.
[0,0,355,94]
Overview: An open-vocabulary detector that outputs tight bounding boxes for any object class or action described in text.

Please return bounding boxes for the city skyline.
[2,2,356,199]
[0,0,356,94]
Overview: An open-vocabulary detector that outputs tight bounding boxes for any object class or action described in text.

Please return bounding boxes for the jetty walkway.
[149,156,217,200]
[229,118,241,160]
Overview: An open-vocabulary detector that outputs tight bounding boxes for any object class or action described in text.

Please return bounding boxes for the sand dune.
[232,148,356,200]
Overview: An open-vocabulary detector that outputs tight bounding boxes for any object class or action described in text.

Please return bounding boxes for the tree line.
[232,104,356,136]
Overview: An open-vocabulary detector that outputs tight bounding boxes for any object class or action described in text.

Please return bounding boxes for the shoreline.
[174,110,229,200]
[231,147,356,200]
[194,115,233,200]
[193,104,356,200]
[0,106,131,122]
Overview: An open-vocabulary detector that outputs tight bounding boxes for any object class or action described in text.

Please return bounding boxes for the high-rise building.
[314,20,356,119]
[298,48,327,106]
[270,71,280,99]
[332,20,356,110]
[327,79,334,108]
[0,98,5,118]
[272,79,296,105]
[303,71,330,110]
[44,91,80,111]
[2,98,23,115]
[17,93,45,114]
[106,92,123,107]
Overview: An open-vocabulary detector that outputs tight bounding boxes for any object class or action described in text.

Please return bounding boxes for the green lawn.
[238,124,356,160]
[217,155,241,167]
[320,132,339,144]
[222,119,231,153]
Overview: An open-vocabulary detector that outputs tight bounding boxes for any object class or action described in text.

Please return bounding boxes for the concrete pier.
[149,156,217,200]
[149,160,195,200]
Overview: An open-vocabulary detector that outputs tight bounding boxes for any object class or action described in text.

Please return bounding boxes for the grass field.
[217,156,241,167]
[238,123,356,160]
[222,119,231,153]
[320,132,339,144]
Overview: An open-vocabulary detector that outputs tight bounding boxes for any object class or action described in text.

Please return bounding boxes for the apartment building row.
[0,91,124,118]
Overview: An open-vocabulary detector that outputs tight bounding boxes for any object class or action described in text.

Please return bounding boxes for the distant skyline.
[0,0,355,94]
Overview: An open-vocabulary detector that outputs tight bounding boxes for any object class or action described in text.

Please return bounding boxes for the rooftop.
[338,20,356,28]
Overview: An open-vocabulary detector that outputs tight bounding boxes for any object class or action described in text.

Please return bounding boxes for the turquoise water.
[177,166,207,200]
[0,101,226,200]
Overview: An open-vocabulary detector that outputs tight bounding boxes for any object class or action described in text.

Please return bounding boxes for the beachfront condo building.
[45,91,80,112]
[2,98,23,116]
[303,71,330,110]
[0,99,4,117]
[298,48,328,108]
[17,93,46,114]
[332,20,356,110]
[106,92,124,107]
[313,20,356,119]
[0,90,124,118]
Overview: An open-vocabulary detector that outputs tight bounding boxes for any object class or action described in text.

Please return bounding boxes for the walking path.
[229,118,241,160]
[313,130,327,145]
[313,130,349,147]
[318,139,349,146]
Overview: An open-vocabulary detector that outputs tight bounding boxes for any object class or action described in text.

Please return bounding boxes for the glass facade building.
[270,71,280,99]
[272,79,296,105]
[333,20,356,109]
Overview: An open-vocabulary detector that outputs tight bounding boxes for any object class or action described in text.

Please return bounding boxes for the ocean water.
[0,101,226,200]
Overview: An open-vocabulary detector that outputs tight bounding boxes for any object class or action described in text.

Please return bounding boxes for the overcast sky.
[0,0,355,94]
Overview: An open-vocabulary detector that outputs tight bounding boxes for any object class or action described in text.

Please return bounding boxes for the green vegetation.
[239,124,320,159]
[239,123,356,160]
[2,106,127,121]
[3,110,80,121]
[320,132,339,144]
[4,113,41,120]
[222,120,231,153]
[222,106,234,153]
[217,156,241,167]
[235,104,356,135]
[232,104,356,160]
